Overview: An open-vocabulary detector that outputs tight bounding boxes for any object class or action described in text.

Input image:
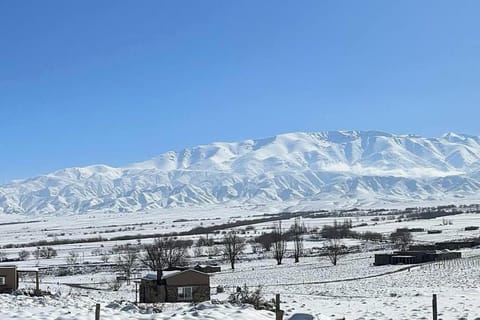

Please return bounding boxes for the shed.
[0,266,18,293]
[374,250,461,266]
[139,269,210,303]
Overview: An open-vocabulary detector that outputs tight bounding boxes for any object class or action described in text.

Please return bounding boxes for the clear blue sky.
[1,1,480,182]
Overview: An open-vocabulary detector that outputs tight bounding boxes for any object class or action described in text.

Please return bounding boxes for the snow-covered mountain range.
[2,131,480,214]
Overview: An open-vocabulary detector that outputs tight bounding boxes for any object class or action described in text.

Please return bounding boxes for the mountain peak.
[2,130,480,214]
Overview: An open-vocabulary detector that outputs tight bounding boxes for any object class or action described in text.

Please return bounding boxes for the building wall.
[164,270,210,303]
[374,254,392,266]
[375,251,461,266]
[434,251,461,261]
[0,267,17,293]
[166,285,210,303]
[139,280,166,303]
[140,270,211,303]
[165,270,210,287]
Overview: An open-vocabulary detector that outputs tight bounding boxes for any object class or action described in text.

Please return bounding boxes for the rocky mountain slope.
[2,131,480,214]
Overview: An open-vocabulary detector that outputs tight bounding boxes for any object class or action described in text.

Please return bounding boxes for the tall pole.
[432,294,437,320]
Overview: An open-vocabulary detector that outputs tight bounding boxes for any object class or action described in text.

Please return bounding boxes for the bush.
[196,236,214,247]
[18,250,30,261]
[228,285,273,311]
[34,247,57,259]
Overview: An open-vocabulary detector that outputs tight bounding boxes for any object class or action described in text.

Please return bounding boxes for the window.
[177,287,193,301]
[0,276,5,286]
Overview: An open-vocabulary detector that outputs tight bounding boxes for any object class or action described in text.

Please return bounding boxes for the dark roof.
[162,269,209,279]
[142,269,209,281]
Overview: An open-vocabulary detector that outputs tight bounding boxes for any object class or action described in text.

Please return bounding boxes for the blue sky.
[1,1,480,182]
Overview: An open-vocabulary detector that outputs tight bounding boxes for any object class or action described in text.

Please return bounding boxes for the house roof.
[142,269,209,281]
[0,265,17,269]
[162,269,209,279]
[17,267,39,272]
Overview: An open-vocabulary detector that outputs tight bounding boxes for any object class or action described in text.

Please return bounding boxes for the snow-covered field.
[1,206,480,319]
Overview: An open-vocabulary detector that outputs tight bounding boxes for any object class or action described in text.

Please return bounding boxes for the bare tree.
[255,232,274,252]
[325,238,344,266]
[291,217,304,263]
[272,221,286,265]
[222,231,246,270]
[92,248,112,263]
[162,238,191,268]
[66,250,79,265]
[116,248,138,285]
[196,235,214,247]
[390,229,412,251]
[141,237,190,271]
[35,247,57,259]
[18,250,30,261]
[100,250,111,263]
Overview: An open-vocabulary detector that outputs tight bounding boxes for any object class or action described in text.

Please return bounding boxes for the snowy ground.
[0,295,275,320]
[0,206,480,319]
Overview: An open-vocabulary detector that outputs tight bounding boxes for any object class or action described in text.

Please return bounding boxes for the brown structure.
[0,266,18,293]
[194,264,221,274]
[375,251,461,266]
[164,264,221,274]
[139,269,210,303]
[410,239,480,251]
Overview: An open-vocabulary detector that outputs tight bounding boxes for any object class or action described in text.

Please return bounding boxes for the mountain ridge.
[2,130,480,214]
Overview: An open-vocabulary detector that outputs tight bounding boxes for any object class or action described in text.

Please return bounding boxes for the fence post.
[432,294,437,320]
[35,271,40,295]
[135,282,138,304]
[275,294,284,320]
[95,303,100,320]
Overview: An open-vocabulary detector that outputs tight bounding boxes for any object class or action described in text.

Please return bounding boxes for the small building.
[194,264,221,274]
[139,269,210,303]
[374,251,461,266]
[163,264,221,273]
[0,266,18,293]
[410,240,479,251]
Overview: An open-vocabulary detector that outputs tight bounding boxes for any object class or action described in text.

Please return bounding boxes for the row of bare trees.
[113,219,305,276]
[114,216,362,280]
[256,218,306,265]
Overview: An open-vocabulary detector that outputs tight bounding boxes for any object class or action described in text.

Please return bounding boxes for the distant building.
[193,264,221,274]
[374,251,461,266]
[139,269,210,303]
[164,264,221,274]
[0,265,40,294]
[0,266,18,293]
[410,240,479,251]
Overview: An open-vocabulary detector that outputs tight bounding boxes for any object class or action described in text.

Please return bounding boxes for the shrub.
[228,285,273,311]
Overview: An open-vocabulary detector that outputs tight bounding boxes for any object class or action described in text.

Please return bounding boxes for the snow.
[2,251,480,319]
[0,189,480,319]
[0,296,274,320]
